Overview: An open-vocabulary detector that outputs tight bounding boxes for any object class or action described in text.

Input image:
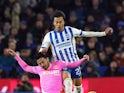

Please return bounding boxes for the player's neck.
[44,63,51,70]
[55,27,64,32]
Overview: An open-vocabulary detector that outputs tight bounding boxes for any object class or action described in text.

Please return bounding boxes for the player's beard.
[44,62,50,70]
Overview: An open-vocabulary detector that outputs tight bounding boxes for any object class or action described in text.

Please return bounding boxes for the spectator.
[76,37,85,58]
[23,32,36,51]
[88,0,104,22]
[10,27,18,39]
[98,51,110,66]
[2,35,17,49]
[19,48,36,66]
[4,0,21,29]
[104,45,114,62]
[19,0,37,10]
[100,20,109,31]
[13,72,33,92]
[21,6,36,27]
[8,42,16,51]
[67,11,81,28]
[0,48,16,67]
[85,37,103,54]
[117,21,124,36]
[112,4,123,28]
[73,0,86,25]
[84,62,100,77]
[33,0,48,13]
[17,20,28,50]
[104,61,123,77]
[0,29,5,42]
[85,14,99,31]
[119,52,124,66]
[3,22,11,36]
[0,65,6,78]
[9,66,20,78]
[0,29,5,54]
[36,13,44,22]
[89,51,100,67]
[30,20,45,43]
[45,7,55,25]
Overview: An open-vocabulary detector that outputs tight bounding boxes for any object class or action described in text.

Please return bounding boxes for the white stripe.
[57,32,62,42]
[63,29,68,41]
[61,49,68,62]
[51,31,62,60]
[56,29,68,61]
[66,27,77,61]
[69,27,79,61]
[66,48,73,62]
[50,32,56,57]
[72,38,79,60]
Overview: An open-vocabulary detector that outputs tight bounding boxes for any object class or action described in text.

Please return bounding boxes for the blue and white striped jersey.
[40,26,83,62]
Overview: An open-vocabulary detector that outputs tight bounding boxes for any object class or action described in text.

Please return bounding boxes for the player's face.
[21,75,29,82]
[53,17,65,31]
[37,57,50,69]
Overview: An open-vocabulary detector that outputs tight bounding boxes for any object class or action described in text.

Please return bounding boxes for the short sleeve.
[70,26,83,37]
[39,32,50,52]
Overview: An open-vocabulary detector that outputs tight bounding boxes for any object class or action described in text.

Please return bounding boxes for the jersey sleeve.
[39,32,50,52]
[59,58,86,69]
[70,26,83,37]
[82,31,106,37]
[15,54,41,74]
[69,26,106,37]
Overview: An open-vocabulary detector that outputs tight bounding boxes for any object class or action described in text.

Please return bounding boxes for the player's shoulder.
[33,66,42,72]
[44,31,53,37]
[52,60,60,67]
[65,26,78,31]
[51,60,61,69]
[45,31,51,35]
[66,25,77,28]
[46,30,55,35]
[65,26,73,29]
[53,60,61,63]
[52,60,62,65]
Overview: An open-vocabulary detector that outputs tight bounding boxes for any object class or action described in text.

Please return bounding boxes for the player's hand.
[105,27,113,35]
[7,49,16,56]
[83,54,89,61]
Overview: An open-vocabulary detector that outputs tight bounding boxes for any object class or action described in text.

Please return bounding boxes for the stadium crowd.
[0,0,124,78]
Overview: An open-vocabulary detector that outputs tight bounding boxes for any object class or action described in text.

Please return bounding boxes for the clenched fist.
[105,27,113,35]
[83,54,89,61]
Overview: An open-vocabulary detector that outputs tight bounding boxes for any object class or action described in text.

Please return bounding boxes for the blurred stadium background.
[0,0,124,93]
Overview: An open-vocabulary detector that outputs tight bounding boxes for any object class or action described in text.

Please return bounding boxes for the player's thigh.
[71,66,82,86]
[73,77,82,86]
[62,70,71,80]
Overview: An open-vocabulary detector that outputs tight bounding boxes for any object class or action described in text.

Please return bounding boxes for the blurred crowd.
[0,0,124,78]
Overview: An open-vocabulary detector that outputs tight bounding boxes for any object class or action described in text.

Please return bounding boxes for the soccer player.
[7,49,89,93]
[39,10,113,93]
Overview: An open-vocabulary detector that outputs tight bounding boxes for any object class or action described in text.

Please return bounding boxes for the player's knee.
[74,82,82,86]
[73,78,82,86]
